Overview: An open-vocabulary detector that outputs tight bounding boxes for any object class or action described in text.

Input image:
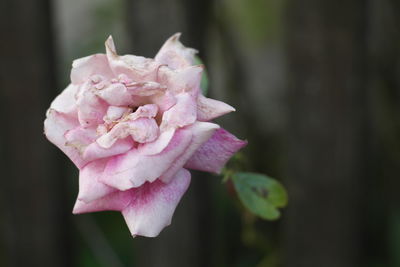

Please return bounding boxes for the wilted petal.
[96,117,159,149]
[122,168,191,237]
[103,106,131,123]
[185,128,247,173]
[160,122,219,183]
[76,85,108,127]
[128,104,158,120]
[160,93,197,131]
[155,33,197,69]
[197,95,235,121]
[105,36,160,81]
[71,54,113,84]
[158,65,203,95]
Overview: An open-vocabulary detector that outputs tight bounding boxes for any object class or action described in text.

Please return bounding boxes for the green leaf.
[232,172,288,220]
[194,56,209,96]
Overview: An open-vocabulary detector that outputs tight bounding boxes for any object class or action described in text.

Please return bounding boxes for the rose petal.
[50,84,78,116]
[184,128,247,173]
[73,189,131,214]
[95,83,133,106]
[138,129,175,155]
[44,109,87,168]
[105,36,160,81]
[76,84,108,127]
[158,65,203,95]
[126,81,166,96]
[96,117,159,149]
[196,95,235,121]
[65,126,97,145]
[77,159,116,203]
[128,104,158,120]
[159,122,219,183]
[71,54,113,84]
[104,106,131,123]
[122,168,191,237]
[83,138,134,163]
[73,168,191,238]
[100,127,192,190]
[160,93,197,131]
[155,33,197,69]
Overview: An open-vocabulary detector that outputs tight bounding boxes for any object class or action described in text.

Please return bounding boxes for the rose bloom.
[44,34,246,237]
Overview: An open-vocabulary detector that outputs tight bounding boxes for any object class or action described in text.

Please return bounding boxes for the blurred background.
[1,0,400,266]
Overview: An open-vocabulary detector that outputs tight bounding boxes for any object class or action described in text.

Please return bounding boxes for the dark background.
[1,0,400,266]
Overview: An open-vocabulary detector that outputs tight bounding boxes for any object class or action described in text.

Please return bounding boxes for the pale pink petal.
[50,84,78,116]
[73,190,131,214]
[160,93,197,131]
[65,126,97,146]
[122,168,191,237]
[70,54,113,84]
[77,159,116,203]
[148,90,177,113]
[159,122,219,183]
[196,95,236,121]
[155,33,197,69]
[126,81,166,96]
[128,118,159,143]
[184,128,247,173]
[158,65,203,95]
[44,109,87,168]
[95,83,132,106]
[105,36,160,81]
[100,128,192,190]
[76,84,108,127]
[138,129,175,155]
[83,138,134,162]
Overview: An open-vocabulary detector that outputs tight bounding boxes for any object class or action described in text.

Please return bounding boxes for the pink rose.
[44,34,247,237]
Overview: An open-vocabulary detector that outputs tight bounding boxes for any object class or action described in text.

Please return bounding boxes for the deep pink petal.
[155,33,197,69]
[184,128,247,173]
[122,168,191,237]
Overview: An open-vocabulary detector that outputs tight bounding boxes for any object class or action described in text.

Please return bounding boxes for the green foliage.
[232,172,287,220]
[194,56,209,96]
